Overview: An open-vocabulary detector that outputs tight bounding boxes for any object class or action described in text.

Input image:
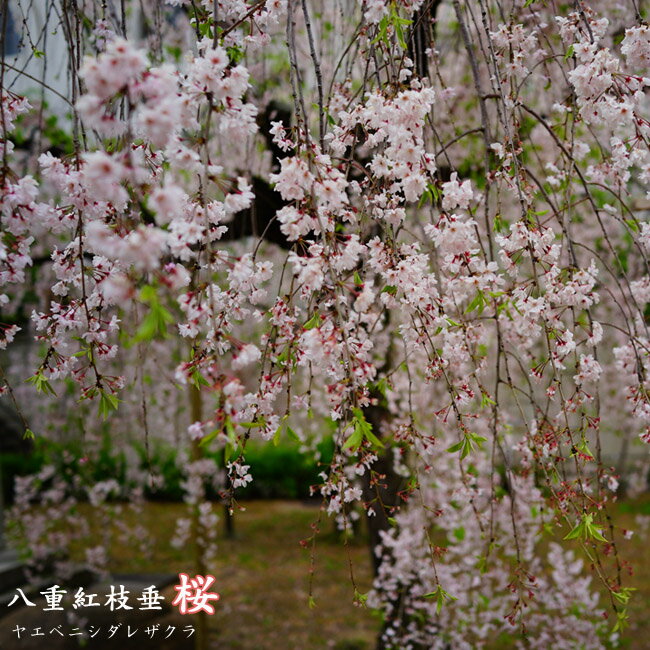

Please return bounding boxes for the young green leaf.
[423,585,457,615]
[303,313,322,330]
[98,390,120,420]
[564,513,608,543]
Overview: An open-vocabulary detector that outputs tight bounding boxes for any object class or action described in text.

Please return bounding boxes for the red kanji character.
[172,573,220,615]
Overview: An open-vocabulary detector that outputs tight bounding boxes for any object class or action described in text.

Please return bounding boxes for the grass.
[78,500,379,649]
[604,495,650,646]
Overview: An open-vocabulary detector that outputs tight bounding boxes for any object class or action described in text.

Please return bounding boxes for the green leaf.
[98,390,120,420]
[465,289,487,315]
[371,15,390,47]
[226,44,244,64]
[351,407,384,450]
[191,369,210,389]
[303,313,322,330]
[353,589,368,607]
[342,411,371,452]
[286,426,301,443]
[273,414,290,446]
[564,44,574,62]
[239,419,266,429]
[223,417,240,462]
[131,284,174,344]
[364,428,384,448]
[26,371,57,396]
[139,285,157,302]
[586,521,608,543]
[132,304,174,343]
[613,608,629,634]
[447,432,486,460]
[423,585,457,615]
[374,376,389,398]
[446,440,464,454]
[199,429,219,448]
[564,513,608,542]
[275,347,290,365]
[612,588,636,606]
[480,392,496,408]
[342,426,363,451]
[572,438,594,460]
[395,22,407,49]
[493,214,508,233]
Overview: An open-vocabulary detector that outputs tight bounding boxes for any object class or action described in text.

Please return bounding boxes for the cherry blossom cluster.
[2,0,650,647]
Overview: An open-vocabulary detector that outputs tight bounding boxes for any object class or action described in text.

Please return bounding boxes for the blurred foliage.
[233,438,334,500]
[10,107,75,156]
[2,433,335,503]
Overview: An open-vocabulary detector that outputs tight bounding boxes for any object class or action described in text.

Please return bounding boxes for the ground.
[5,497,650,649]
